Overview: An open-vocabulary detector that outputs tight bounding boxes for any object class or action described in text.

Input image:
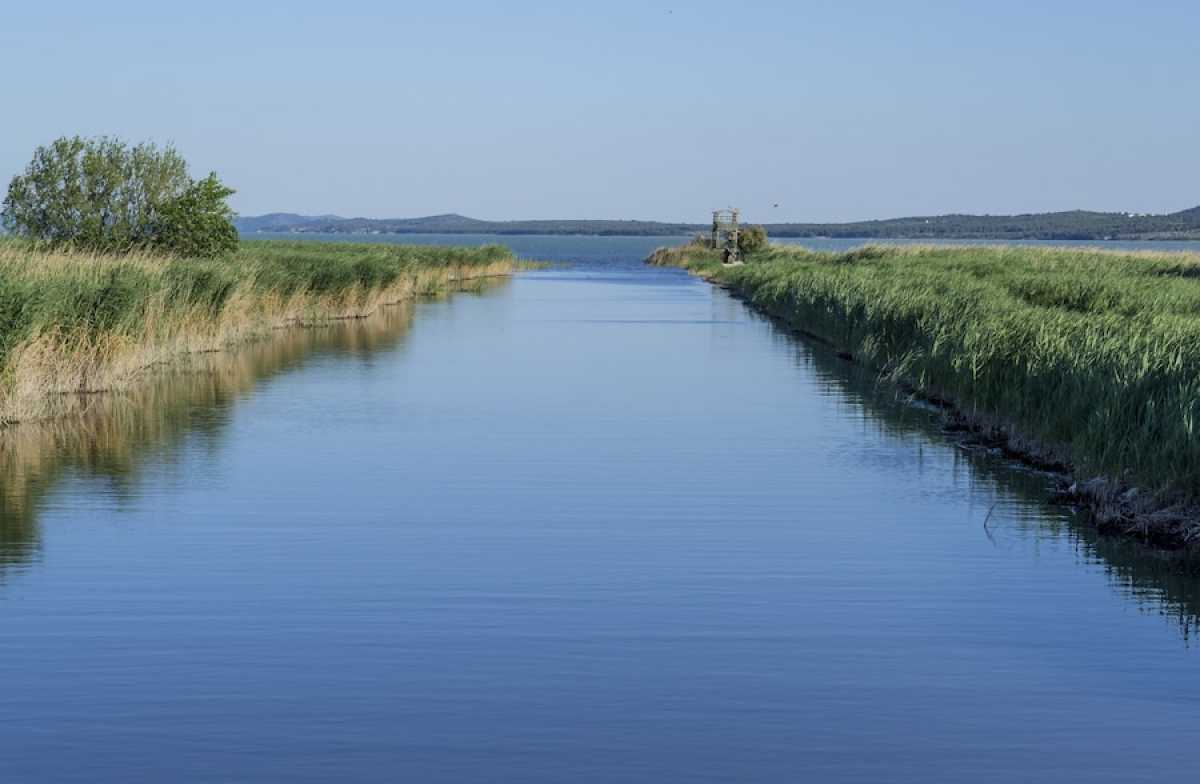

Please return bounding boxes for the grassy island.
[0,239,516,423]
[650,242,1200,546]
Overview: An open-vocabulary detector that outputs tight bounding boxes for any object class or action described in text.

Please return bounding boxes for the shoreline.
[649,243,1200,551]
[246,229,1200,243]
[0,239,518,425]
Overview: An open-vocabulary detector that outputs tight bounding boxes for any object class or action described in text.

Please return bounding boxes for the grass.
[0,238,517,422]
[650,241,1200,506]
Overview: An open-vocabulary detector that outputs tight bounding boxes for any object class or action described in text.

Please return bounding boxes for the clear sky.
[3,1,1197,222]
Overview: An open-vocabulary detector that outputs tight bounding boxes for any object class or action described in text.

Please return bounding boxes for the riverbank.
[0,238,516,423]
[649,241,1200,549]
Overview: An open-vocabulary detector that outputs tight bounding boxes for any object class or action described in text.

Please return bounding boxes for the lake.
[2,235,1198,782]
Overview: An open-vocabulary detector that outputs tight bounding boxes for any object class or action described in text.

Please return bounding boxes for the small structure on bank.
[710,208,743,265]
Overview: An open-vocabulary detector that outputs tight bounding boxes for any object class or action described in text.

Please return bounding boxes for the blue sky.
[3,1,1197,221]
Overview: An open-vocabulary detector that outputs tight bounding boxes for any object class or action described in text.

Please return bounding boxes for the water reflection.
[0,280,504,582]
[759,309,1200,640]
[3,271,1198,645]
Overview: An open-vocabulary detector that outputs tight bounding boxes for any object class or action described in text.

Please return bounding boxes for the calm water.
[245,230,1200,259]
[2,236,1199,782]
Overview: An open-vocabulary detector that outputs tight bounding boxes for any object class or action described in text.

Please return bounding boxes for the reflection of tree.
[0,291,461,582]
[758,309,1200,641]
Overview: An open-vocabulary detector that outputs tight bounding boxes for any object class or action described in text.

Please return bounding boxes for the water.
[245,230,1200,260]
[2,236,1199,782]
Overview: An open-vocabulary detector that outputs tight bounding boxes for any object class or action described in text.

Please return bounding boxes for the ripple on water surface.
[1,248,1198,783]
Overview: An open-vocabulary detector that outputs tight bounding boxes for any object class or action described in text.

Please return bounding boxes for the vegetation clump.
[2,136,238,258]
[650,242,1200,540]
[738,225,768,254]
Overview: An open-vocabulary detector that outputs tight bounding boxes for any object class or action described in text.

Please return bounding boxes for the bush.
[1,136,238,258]
[738,225,768,254]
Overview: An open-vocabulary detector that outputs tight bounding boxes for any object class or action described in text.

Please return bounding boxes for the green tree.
[2,136,238,258]
[154,173,239,258]
[738,225,768,254]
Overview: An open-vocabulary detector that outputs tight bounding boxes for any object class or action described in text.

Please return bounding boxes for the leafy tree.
[2,136,238,257]
[738,225,768,254]
[154,173,239,258]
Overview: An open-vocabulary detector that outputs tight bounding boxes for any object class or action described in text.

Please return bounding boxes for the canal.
[1,236,1197,782]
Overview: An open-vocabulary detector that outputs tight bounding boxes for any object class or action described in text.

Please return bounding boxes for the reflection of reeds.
[763,305,1200,641]
[0,277,507,579]
[0,239,516,423]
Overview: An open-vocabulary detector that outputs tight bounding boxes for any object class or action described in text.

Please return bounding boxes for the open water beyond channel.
[2,236,1199,782]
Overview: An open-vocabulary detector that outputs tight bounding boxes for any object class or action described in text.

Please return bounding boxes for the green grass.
[651,242,1200,498]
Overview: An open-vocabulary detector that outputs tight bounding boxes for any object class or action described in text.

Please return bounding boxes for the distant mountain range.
[236,207,1200,241]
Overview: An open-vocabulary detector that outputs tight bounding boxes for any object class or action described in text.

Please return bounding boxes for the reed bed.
[0,238,516,422]
[650,242,1200,512]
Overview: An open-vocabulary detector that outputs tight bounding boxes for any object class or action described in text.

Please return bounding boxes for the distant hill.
[236,207,1200,240]
[762,207,1200,240]
[235,212,694,236]
[235,213,345,233]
